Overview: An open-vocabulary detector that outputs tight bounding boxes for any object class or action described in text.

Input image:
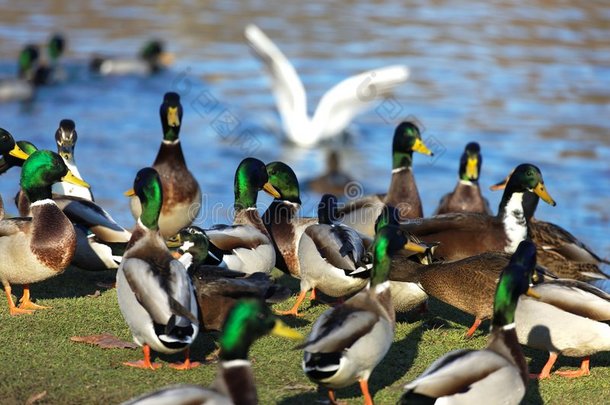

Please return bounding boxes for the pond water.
[0,0,608,284]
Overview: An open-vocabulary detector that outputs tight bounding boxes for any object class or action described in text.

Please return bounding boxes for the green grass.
[1,267,609,404]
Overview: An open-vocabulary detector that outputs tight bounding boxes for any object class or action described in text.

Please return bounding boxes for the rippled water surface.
[0,0,608,282]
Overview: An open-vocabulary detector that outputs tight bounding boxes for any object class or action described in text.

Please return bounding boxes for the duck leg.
[18,284,50,310]
[530,352,558,379]
[123,344,162,370]
[169,347,201,370]
[4,284,33,316]
[309,288,317,301]
[275,290,307,317]
[465,318,482,338]
[327,388,347,405]
[359,378,374,405]
[555,357,590,378]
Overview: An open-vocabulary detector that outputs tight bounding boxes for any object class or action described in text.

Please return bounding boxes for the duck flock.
[1,26,609,405]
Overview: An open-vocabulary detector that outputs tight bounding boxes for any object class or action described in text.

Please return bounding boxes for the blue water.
[0,0,608,284]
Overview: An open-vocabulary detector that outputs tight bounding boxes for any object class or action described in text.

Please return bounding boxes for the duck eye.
[526,170,533,176]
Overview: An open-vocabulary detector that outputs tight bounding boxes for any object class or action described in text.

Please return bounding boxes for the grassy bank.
[0,267,608,404]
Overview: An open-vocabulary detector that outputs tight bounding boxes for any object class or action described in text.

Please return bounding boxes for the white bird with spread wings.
[245,24,410,148]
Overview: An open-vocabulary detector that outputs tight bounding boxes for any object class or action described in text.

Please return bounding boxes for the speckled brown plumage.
[153,141,200,218]
[384,168,423,219]
[30,203,76,271]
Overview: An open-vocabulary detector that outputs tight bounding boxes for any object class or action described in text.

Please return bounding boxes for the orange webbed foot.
[122,360,162,370]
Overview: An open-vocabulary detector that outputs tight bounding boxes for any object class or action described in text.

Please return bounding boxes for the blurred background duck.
[516,275,610,379]
[400,241,538,404]
[123,299,303,405]
[304,150,355,196]
[262,161,317,279]
[168,226,290,332]
[299,225,417,405]
[0,45,40,102]
[434,141,491,215]
[204,157,280,274]
[52,119,93,200]
[337,121,433,236]
[90,39,174,76]
[128,92,201,239]
[117,167,199,370]
[245,24,410,147]
[400,163,556,261]
[491,173,609,281]
[0,150,88,315]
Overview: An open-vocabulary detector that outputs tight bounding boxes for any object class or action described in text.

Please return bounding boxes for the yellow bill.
[166,234,182,248]
[533,183,556,206]
[404,240,429,254]
[159,52,176,66]
[271,319,303,340]
[466,157,478,180]
[62,170,90,188]
[526,287,541,299]
[263,182,281,199]
[124,188,136,197]
[167,106,180,127]
[411,138,434,156]
[8,144,30,160]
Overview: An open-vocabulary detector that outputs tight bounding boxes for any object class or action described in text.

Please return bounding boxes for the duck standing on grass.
[118,167,199,370]
[122,299,303,405]
[299,225,422,405]
[434,141,491,215]
[399,240,540,404]
[128,92,201,239]
[204,157,280,274]
[0,150,89,315]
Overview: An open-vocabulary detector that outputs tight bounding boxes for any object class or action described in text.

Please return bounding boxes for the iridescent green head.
[140,40,164,61]
[159,92,183,142]
[392,122,433,169]
[21,150,89,202]
[132,167,163,230]
[374,205,401,234]
[499,163,556,217]
[18,45,40,79]
[167,226,210,266]
[459,142,482,182]
[0,128,30,160]
[219,299,302,361]
[492,240,539,327]
[234,158,281,211]
[265,161,301,204]
[48,33,66,62]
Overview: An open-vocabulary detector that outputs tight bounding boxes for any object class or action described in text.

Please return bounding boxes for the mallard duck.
[434,142,492,215]
[516,277,610,379]
[0,150,89,315]
[128,92,201,239]
[122,299,303,405]
[204,157,280,275]
[117,167,199,370]
[262,161,318,278]
[0,134,131,271]
[0,45,40,102]
[279,194,373,316]
[90,40,174,75]
[490,173,609,280]
[34,33,67,85]
[337,121,433,236]
[168,226,290,331]
[399,240,539,404]
[304,150,355,196]
[400,163,556,260]
[245,24,410,147]
[51,119,94,200]
[299,225,414,405]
